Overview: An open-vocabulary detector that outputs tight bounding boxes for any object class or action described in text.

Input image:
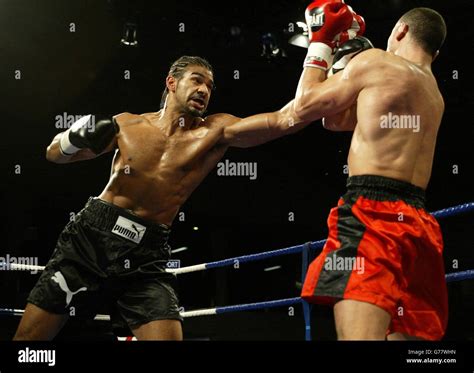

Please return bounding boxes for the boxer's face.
[173,65,214,117]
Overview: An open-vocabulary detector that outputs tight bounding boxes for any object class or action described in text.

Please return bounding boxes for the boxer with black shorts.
[14,56,312,340]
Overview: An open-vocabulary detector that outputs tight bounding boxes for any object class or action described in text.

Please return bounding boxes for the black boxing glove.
[59,115,118,155]
[329,36,373,76]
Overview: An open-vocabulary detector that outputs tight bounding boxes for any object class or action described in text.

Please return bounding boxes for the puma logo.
[51,271,87,307]
[112,216,147,244]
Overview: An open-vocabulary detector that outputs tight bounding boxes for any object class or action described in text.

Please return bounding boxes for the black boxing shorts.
[27,197,182,329]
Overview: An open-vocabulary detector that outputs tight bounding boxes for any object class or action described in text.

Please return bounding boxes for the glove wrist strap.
[303,42,333,70]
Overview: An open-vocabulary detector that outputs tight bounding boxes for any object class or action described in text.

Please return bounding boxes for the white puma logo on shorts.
[111,216,147,244]
[51,271,87,307]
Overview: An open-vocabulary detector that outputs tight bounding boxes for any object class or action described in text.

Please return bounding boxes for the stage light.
[121,22,138,46]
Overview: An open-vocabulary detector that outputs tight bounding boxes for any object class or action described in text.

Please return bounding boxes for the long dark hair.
[160,56,214,109]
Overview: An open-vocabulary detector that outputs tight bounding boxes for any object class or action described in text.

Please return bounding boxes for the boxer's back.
[349,49,444,189]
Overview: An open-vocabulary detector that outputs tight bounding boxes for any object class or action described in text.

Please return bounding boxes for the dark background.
[0,0,473,340]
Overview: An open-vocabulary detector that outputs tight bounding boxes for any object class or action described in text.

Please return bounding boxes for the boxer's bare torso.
[99,112,233,226]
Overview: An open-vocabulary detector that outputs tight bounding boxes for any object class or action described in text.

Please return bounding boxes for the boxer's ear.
[166,75,177,93]
[396,22,409,42]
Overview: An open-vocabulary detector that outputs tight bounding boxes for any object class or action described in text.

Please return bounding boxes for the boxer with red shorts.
[302,175,448,340]
[294,1,448,339]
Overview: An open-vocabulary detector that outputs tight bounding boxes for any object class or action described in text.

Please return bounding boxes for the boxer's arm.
[45,133,116,163]
[294,49,375,124]
[217,100,311,148]
[322,104,357,131]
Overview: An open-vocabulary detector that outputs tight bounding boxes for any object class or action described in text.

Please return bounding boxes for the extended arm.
[218,100,311,148]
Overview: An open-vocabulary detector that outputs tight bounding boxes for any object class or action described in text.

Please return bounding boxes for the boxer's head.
[161,56,215,117]
[387,7,446,60]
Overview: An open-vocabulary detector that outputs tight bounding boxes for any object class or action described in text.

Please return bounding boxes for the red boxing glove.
[337,6,366,46]
[303,0,353,70]
[305,0,353,46]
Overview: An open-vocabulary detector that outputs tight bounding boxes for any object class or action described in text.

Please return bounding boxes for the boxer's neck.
[159,105,199,135]
[396,41,433,68]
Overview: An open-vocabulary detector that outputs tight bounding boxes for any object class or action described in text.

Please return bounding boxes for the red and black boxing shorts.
[302,175,448,340]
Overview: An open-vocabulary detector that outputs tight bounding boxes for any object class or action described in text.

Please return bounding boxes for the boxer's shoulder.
[364,49,417,73]
[347,48,416,83]
[201,113,241,132]
[113,112,149,128]
[347,48,388,71]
